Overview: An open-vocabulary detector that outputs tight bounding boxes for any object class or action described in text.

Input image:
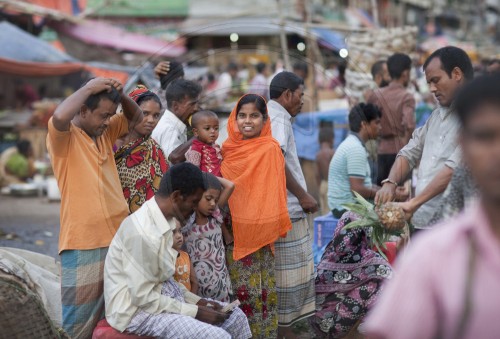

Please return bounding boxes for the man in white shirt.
[375,46,473,230]
[104,163,251,338]
[268,71,318,337]
[152,79,201,164]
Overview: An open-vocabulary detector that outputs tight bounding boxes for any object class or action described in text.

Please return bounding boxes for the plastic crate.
[313,212,339,248]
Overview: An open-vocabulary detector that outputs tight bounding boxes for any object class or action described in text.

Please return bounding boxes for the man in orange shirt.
[47,77,143,339]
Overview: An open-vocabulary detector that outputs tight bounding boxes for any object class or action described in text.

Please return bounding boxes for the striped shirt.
[327,134,371,211]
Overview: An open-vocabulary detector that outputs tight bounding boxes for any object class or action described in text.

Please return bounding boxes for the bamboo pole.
[277,0,291,70]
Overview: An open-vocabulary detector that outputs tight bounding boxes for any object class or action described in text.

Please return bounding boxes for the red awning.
[0,57,83,76]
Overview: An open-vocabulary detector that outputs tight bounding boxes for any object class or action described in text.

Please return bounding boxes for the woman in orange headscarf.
[221,94,291,338]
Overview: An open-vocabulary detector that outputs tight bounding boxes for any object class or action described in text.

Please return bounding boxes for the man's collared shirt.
[104,198,201,332]
[268,100,307,220]
[398,106,461,228]
[152,109,187,162]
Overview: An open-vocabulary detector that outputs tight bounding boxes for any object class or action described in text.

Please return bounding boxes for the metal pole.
[277,0,291,70]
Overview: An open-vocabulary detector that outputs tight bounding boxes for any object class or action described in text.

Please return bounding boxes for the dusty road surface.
[0,195,60,260]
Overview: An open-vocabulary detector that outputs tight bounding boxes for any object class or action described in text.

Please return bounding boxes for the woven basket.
[0,270,68,339]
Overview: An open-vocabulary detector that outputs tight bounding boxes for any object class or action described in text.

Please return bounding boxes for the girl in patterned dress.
[182,173,234,302]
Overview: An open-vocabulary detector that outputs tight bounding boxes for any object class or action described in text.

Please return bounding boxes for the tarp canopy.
[0,21,83,76]
[180,17,346,50]
[293,109,349,161]
[51,20,186,58]
[0,21,76,63]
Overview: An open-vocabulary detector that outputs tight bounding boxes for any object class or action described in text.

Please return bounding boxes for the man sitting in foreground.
[104,163,251,339]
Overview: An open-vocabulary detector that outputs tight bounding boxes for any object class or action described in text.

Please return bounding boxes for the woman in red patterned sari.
[115,86,169,213]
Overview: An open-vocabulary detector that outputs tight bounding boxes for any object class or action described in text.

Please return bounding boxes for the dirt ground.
[0,195,60,260]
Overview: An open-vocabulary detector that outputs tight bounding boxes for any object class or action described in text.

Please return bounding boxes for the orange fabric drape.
[221,95,292,260]
[84,66,129,85]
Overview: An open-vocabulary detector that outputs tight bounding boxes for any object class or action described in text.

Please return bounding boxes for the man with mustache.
[47,77,143,338]
[375,46,473,231]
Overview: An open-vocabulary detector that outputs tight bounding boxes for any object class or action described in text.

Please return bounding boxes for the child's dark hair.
[203,173,222,191]
[236,94,267,120]
[191,110,219,129]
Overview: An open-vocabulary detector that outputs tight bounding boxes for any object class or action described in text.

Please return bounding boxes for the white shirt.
[152,109,187,162]
[398,106,461,229]
[104,198,201,332]
[268,100,307,220]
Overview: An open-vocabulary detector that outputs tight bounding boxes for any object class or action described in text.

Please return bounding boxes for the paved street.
[0,195,60,259]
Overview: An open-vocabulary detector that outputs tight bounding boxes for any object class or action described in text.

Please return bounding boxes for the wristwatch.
[381,178,398,186]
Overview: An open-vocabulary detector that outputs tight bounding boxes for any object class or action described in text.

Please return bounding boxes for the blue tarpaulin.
[293,108,349,161]
[312,28,346,51]
[0,21,76,63]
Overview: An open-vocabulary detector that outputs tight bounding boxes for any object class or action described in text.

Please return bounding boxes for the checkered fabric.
[126,279,251,339]
[275,218,316,326]
[61,248,108,339]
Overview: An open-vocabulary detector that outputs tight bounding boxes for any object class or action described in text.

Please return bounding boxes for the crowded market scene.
[1,0,500,338]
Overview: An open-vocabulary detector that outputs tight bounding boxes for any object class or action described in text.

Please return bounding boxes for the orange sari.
[221,96,292,260]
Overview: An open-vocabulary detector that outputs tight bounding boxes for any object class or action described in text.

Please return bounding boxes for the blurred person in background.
[248,62,269,99]
[367,53,416,186]
[154,60,185,109]
[316,127,335,216]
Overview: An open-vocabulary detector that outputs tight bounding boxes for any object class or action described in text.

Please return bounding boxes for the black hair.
[387,53,412,79]
[292,61,309,78]
[203,173,222,191]
[318,127,334,144]
[371,60,386,79]
[135,92,162,110]
[157,163,205,198]
[235,94,268,120]
[423,46,474,81]
[349,103,382,133]
[269,71,304,100]
[16,139,32,157]
[160,61,184,90]
[81,78,121,111]
[191,110,219,128]
[166,79,202,110]
[455,74,500,128]
[256,62,267,74]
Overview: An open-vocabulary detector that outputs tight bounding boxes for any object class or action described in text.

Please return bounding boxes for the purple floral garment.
[182,208,233,302]
[310,211,392,338]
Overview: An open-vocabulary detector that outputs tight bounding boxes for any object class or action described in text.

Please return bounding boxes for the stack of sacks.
[345,26,418,102]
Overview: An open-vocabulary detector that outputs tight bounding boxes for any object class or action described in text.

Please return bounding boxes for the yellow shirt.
[47,114,129,252]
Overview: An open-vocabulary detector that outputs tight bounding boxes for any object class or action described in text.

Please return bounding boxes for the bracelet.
[381,178,398,186]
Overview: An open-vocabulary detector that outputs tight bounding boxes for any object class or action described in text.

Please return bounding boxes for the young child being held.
[185,110,222,176]
[182,173,234,302]
[172,219,199,294]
